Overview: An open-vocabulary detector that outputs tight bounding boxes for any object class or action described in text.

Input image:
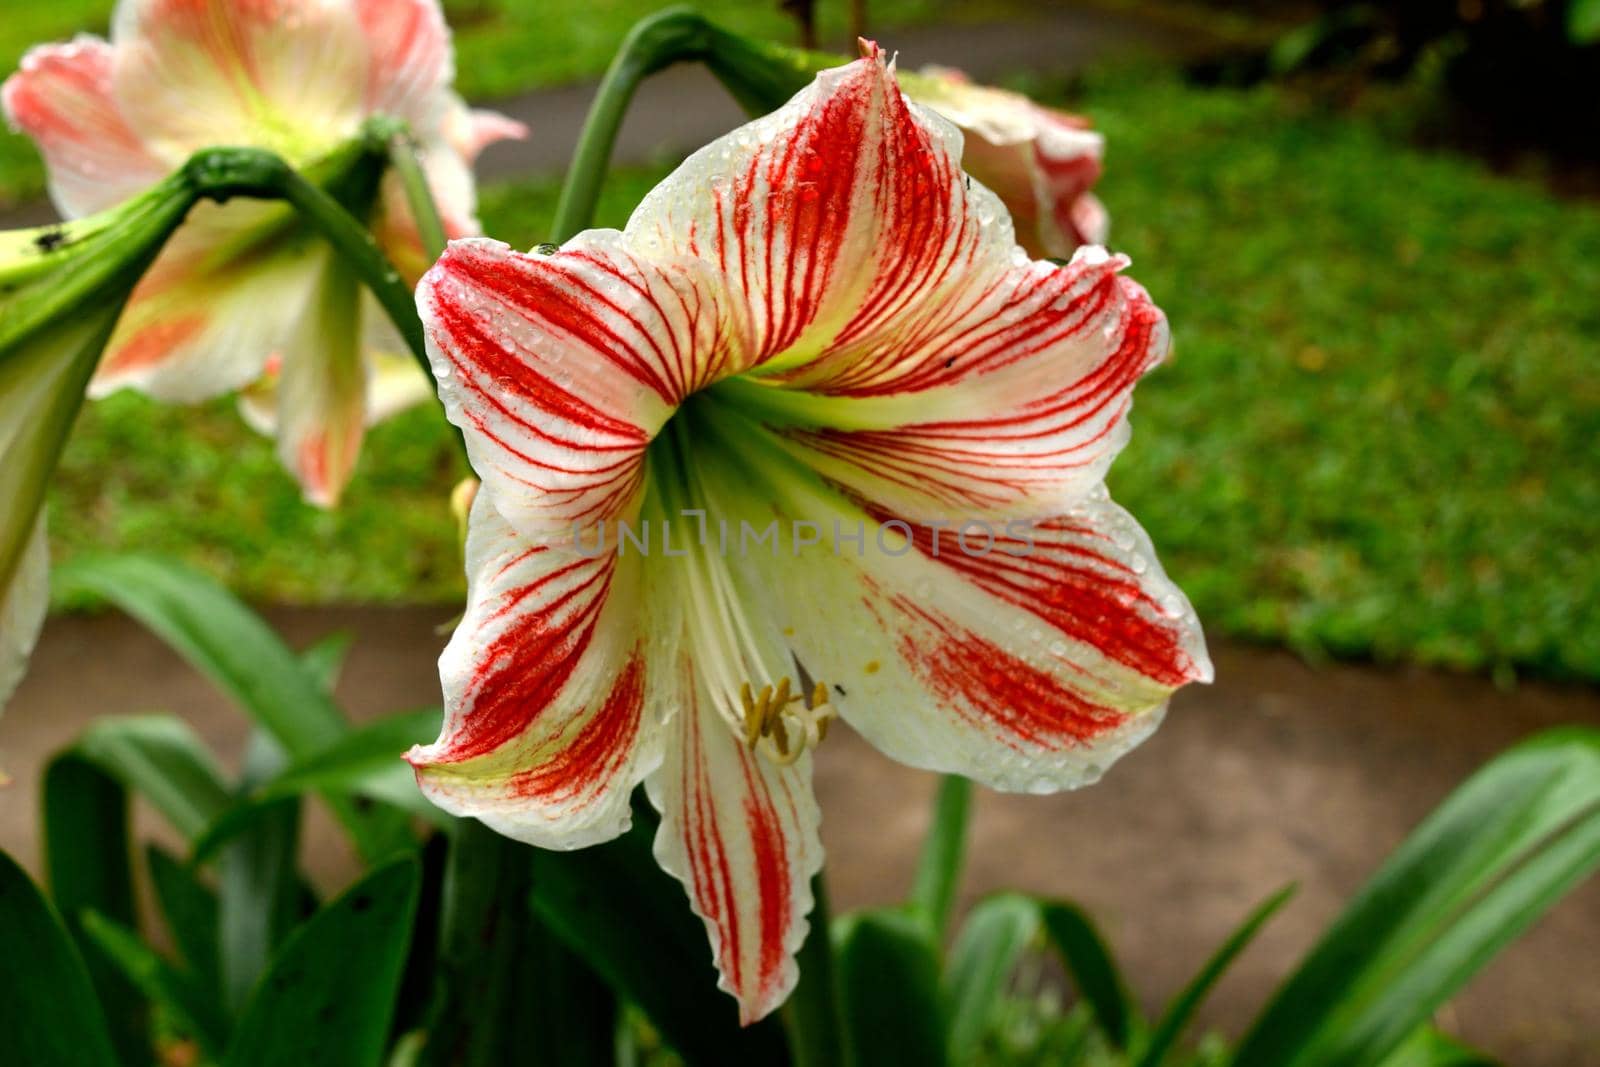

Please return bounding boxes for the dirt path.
[3,606,1596,1065]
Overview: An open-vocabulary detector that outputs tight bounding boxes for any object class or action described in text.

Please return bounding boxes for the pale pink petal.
[93,199,316,401]
[647,660,822,1024]
[271,250,368,507]
[408,492,661,849]
[354,0,450,123]
[1,37,168,216]
[111,0,368,163]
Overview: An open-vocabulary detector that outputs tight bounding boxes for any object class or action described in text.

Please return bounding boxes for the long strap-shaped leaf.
[43,753,150,1065]
[943,892,1041,1065]
[82,909,231,1060]
[835,908,948,1067]
[1039,901,1138,1050]
[1134,885,1294,1067]
[223,858,421,1067]
[1234,727,1600,1067]
[0,848,119,1067]
[53,555,413,862]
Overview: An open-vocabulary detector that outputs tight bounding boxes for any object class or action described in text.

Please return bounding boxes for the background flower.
[903,64,1109,258]
[1,0,525,504]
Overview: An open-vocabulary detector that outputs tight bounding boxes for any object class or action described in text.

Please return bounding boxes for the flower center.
[740,677,837,766]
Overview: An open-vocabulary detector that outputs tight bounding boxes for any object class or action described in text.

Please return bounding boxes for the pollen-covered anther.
[739,678,837,766]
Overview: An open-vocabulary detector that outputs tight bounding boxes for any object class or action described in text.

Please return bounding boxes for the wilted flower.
[409,46,1209,1021]
[2,0,524,505]
[901,65,1109,258]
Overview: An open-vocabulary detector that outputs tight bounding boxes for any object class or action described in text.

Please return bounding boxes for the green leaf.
[196,709,443,862]
[81,909,231,1059]
[909,775,973,938]
[146,845,221,990]
[43,753,149,1065]
[1136,885,1294,1067]
[1568,0,1600,44]
[74,714,232,841]
[1376,1027,1497,1067]
[223,858,421,1067]
[301,629,356,694]
[0,848,119,1067]
[219,732,304,1016]
[52,555,410,862]
[1039,901,1137,1049]
[526,800,790,1067]
[944,892,1041,1065]
[835,908,947,1067]
[784,873,845,1067]
[1234,728,1600,1067]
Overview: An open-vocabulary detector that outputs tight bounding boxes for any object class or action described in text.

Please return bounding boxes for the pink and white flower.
[902,65,1109,258]
[2,0,525,505]
[408,46,1209,1023]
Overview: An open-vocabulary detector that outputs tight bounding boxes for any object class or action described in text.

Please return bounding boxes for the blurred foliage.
[50,70,1600,682]
[1212,1,1600,166]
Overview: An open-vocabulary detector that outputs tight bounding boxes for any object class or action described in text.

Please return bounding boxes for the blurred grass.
[0,0,1010,208]
[48,68,1600,681]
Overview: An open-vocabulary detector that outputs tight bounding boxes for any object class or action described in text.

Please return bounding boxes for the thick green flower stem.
[784,873,846,1067]
[423,820,614,1067]
[910,775,974,939]
[551,8,827,242]
[387,131,449,261]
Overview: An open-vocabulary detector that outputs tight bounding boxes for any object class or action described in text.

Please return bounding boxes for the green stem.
[551,9,836,241]
[552,8,713,243]
[388,131,449,262]
[909,775,973,940]
[784,872,846,1067]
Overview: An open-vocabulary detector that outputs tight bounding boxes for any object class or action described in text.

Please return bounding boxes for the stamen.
[742,675,838,766]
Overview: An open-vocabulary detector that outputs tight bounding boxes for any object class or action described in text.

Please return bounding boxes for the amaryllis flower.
[0,520,47,713]
[409,46,1209,1022]
[2,0,525,505]
[902,65,1109,258]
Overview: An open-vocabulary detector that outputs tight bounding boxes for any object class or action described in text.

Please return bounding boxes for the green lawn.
[0,0,1012,207]
[48,67,1600,682]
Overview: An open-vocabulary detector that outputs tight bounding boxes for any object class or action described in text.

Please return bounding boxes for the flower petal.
[111,0,368,162]
[272,250,368,507]
[93,200,316,401]
[627,45,996,374]
[408,492,661,850]
[1,37,169,216]
[721,247,1168,522]
[647,658,822,1024]
[0,515,49,712]
[354,0,451,123]
[418,233,735,539]
[743,471,1210,793]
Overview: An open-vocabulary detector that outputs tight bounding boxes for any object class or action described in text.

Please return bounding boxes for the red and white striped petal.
[409,491,663,849]
[647,660,823,1025]
[753,476,1209,793]
[0,515,49,713]
[92,201,316,402]
[903,66,1107,258]
[627,44,1005,376]
[111,0,368,163]
[1,37,168,216]
[721,247,1168,523]
[418,233,736,539]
